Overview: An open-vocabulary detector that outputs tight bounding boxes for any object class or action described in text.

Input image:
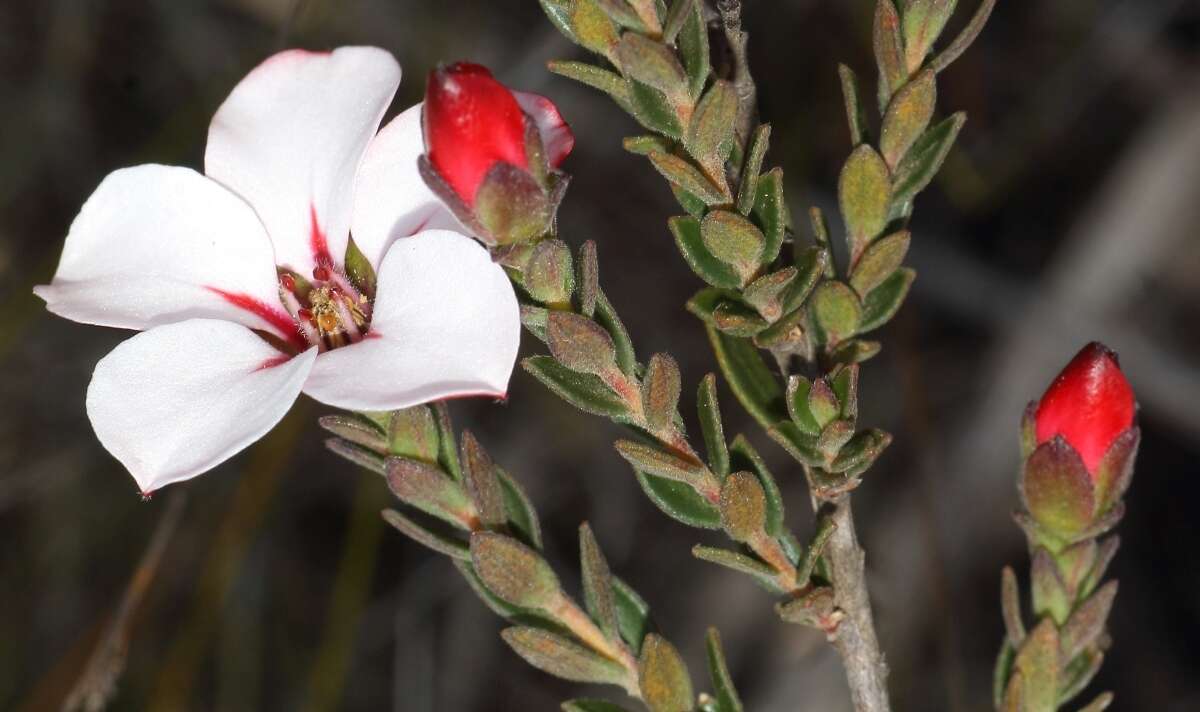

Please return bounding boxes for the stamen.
[334,299,363,342]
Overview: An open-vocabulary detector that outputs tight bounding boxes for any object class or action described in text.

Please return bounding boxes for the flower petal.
[351,103,465,270]
[303,230,519,410]
[514,90,574,168]
[206,46,401,273]
[86,319,316,493]
[33,165,298,342]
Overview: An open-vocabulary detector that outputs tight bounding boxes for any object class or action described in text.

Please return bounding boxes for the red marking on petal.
[280,273,296,291]
[310,203,333,267]
[256,354,294,371]
[205,287,306,350]
[313,266,331,282]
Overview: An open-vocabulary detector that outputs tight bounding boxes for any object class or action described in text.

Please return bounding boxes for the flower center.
[278,265,372,352]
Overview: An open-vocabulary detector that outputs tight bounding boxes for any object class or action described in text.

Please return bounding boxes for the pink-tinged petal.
[302,230,519,410]
[86,319,317,493]
[33,165,298,344]
[514,90,574,167]
[205,46,401,274]
[351,103,465,270]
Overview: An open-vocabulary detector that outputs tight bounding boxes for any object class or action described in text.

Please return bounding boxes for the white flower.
[35,47,524,494]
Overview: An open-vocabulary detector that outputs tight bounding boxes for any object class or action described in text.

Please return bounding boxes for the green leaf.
[891,112,965,206]
[686,79,738,173]
[743,267,796,322]
[1009,620,1061,712]
[671,216,743,289]
[880,69,936,168]
[547,311,618,377]
[523,356,631,421]
[498,468,543,549]
[428,402,462,482]
[767,422,824,468]
[521,304,550,343]
[786,376,821,436]
[325,438,386,475]
[661,0,694,45]
[850,230,911,296]
[526,239,575,305]
[736,124,771,215]
[712,301,769,337]
[859,267,915,333]
[617,32,689,98]
[873,0,907,109]
[705,628,743,712]
[837,64,868,146]
[929,0,996,73]
[635,469,722,529]
[638,634,695,712]
[471,531,561,610]
[453,559,556,625]
[595,290,638,377]
[549,60,631,107]
[616,440,707,487]
[596,0,650,30]
[1060,581,1118,662]
[627,79,685,138]
[343,236,377,298]
[811,281,863,344]
[381,508,469,560]
[697,374,730,478]
[686,287,740,325]
[388,406,441,462]
[612,576,652,653]
[728,435,785,538]
[649,152,729,205]
[623,134,674,155]
[718,471,767,543]
[903,0,958,71]
[502,626,630,686]
[385,457,475,529]
[643,353,682,432]
[318,414,386,453]
[677,0,709,97]
[579,523,620,641]
[751,168,789,264]
[692,546,782,593]
[838,145,892,259]
[783,245,827,314]
[539,0,577,41]
[460,431,507,528]
[704,326,787,430]
[577,240,600,318]
[571,0,621,56]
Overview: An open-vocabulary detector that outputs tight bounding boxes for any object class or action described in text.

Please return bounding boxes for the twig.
[62,492,187,712]
[715,0,758,153]
[824,498,891,712]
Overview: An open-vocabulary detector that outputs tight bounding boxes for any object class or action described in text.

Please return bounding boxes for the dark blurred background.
[2,1,1198,710]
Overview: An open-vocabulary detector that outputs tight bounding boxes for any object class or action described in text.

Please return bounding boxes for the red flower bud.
[1034,342,1135,476]
[423,62,530,206]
